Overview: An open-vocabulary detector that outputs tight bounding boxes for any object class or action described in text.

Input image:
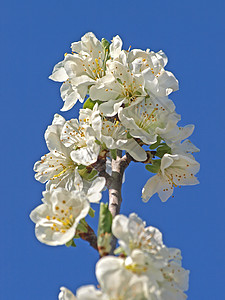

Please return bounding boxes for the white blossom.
[34,114,78,191]
[162,124,200,158]
[34,113,102,191]
[109,35,123,60]
[73,168,106,203]
[82,104,147,161]
[59,287,77,300]
[60,117,100,166]
[142,154,200,202]
[89,60,147,116]
[58,286,106,300]
[125,249,189,300]
[30,188,90,246]
[112,213,165,257]
[127,49,178,99]
[96,256,150,299]
[107,213,189,299]
[49,32,122,111]
[118,97,180,145]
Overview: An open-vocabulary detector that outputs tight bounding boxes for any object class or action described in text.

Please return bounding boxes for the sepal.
[88,207,95,218]
[145,159,161,173]
[65,239,76,247]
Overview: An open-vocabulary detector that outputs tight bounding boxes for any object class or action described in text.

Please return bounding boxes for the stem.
[79,224,98,251]
[108,151,132,254]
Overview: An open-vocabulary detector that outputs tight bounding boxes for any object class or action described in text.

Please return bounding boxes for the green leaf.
[86,169,98,180]
[88,207,95,218]
[149,136,161,149]
[101,38,110,50]
[98,203,112,236]
[95,139,101,145]
[155,144,171,158]
[110,149,117,160]
[158,144,171,152]
[83,98,102,110]
[145,164,159,173]
[77,223,88,233]
[78,167,98,181]
[65,239,76,247]
[145,159,161,173]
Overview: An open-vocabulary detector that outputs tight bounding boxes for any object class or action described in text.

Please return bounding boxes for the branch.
[79,224,98,251]
[91,150,112,188]
[108,151,132,254]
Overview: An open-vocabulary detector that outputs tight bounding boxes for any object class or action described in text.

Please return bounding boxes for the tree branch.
[108,151,132,254]
[79,224,98,251]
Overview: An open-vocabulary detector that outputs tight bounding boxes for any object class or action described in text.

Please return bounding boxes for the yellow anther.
[46,216,51,220]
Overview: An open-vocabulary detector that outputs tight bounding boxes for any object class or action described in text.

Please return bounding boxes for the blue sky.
[1,0,224,299]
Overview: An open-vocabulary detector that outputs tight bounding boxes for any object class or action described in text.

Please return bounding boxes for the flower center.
[82,57,105,80]
[125,263,148,275]
[46,206,74,234]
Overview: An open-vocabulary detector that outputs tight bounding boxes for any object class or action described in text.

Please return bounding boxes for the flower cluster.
[49,32,200,202]
[31,32,199,298]
[31,32,200,246]
[59,214,189,300]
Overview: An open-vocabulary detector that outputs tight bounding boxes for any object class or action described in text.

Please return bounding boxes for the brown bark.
[79,224,98,251]
[81,152,133,254]
[108,151,132,254]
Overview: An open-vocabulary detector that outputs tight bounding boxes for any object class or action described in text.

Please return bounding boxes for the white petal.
[70,144,100,166]
[76,285,105,300]
[49,61,68,82]
[110,35,123,59]
[122,139,147,161]
[58,287,77,300]
[99,99,124,116]
[112,215,129,240]
[142,174,161,202]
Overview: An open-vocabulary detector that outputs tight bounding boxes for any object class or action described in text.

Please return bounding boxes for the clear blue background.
[1,0,224,299]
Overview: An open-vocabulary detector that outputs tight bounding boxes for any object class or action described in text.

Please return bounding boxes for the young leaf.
[83,98,102,110]
[98,203,112,236]
[149,136,161,149]
[77,223,88,233]
[156,144,171,158]
[65,239,76,247]
[88,207,95,218]
[145,159,161,173]
[101,38,110,50]
[110,149,117,160]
